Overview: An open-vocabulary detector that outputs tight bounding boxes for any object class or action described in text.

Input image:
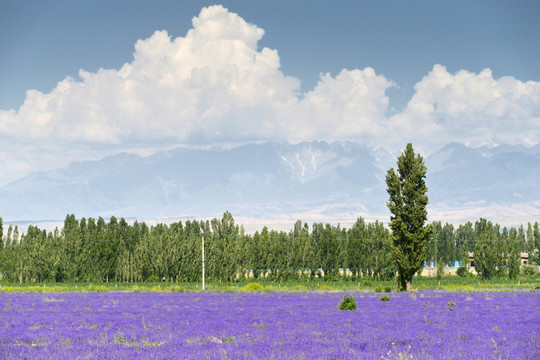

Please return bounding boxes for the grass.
[0,274,538,293]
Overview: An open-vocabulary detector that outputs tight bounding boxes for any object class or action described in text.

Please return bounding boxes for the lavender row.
[1,291,538,359]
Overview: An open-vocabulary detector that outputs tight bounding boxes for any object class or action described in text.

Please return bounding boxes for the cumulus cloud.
[0,5,392,147]
[291,68,393,142]
[0,6,296,144]
[390,64,540,148]
[0,5,539,185]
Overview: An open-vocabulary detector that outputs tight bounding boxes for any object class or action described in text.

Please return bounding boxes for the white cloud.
[0,5,299,144]
[0,5,394,146]
[0,6,539,186]
[290,68,393,142]
[390,64,540,148]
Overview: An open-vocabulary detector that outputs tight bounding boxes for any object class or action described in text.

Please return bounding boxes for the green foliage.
[530,248,540,265]
[375,285,383,293]
[113,332,125,344]
[474,221,498,280]
[386,143,429,291]
[491,338,501,360]
[456,266,468,277]
[0,212,536,288]
[87,284,108,292]
[384,286,392,293]
[338,295,357,310]
[222,336,235,343]
[379,295,391,301]
[241,282,264,292]
[428,222,457,270]
[522,265,537,276]
[436,261,445,281]
[253,321,266,329]
[1,275,539,293]
[507,241,521,280]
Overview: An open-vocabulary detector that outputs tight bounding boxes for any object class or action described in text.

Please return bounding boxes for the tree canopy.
[0,212,537,284]
[386,143,430,291]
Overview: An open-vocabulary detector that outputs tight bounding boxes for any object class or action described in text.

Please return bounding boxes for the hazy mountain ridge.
[1,141,539,224]
[425,142,540,205]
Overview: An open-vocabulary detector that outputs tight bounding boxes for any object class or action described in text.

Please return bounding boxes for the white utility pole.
[202,233,205,291]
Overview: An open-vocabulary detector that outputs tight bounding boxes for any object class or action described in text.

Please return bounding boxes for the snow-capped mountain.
[1,141,539,226]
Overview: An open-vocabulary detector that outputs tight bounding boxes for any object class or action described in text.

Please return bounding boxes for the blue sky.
[2,1,539,110]
[0,1,539,186]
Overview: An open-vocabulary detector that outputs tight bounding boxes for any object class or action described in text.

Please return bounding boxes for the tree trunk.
[398,273,413,291]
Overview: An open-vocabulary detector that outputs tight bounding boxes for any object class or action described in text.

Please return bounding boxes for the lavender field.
[1,291,538,359]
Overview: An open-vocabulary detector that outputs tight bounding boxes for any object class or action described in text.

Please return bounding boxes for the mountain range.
[1,141,539,228]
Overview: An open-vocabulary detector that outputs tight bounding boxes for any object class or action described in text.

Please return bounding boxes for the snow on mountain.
[1,141,539,227]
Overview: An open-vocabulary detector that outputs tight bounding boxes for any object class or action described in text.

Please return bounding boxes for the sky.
[1,1,539,187]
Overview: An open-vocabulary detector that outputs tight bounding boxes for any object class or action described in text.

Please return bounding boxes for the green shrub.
[379,295,391,301]
[437,261,445,281]
[291,284,306,292]
[87,284,108,292]
[384,286,392,293]
[241,282,264,292]
[375,285,383,293]
[456,266,468,277]
[338,295,357,310]
[522,265,537,276]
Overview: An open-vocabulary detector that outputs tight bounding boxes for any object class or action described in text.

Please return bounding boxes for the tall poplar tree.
[386,143,429,291]
[473,223,498,280]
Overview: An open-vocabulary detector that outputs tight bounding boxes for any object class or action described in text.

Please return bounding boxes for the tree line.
[0,213,538,284]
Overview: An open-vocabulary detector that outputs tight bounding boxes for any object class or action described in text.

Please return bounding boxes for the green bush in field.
[338,295,357,310]
[375,285,383,293]
[456,266,468,277]
[384,286,392,293]
[522,265,537,276]
[241,282,264,292]
[379,295,391,301]
[87,284,107,292]
[171,285,183,292]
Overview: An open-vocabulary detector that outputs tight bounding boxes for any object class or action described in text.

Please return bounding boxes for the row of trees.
[1,144,538,289]
[0,213,394,284]
[428,220,539,264]
[0,213,538,284]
